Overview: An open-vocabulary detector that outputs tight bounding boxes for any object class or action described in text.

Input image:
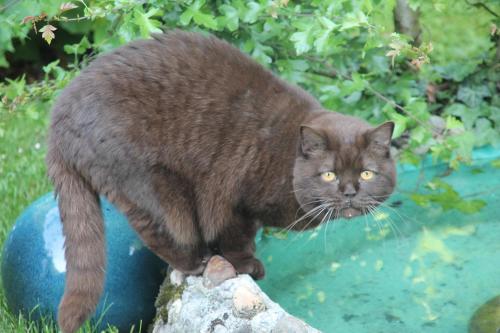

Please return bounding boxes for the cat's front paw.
[232,257,266,280]
[179,263,206,276]
[170,253,209,276]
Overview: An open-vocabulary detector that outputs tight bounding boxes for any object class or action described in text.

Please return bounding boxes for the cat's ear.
[367,121,394,147]
[299,125,327,157]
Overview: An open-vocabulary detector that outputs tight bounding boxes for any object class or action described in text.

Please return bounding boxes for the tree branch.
[394,0,422,46]
[0,0,21,12]
[464,0,499,17]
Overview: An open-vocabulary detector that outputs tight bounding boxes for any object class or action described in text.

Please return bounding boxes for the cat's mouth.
[339,200,364,219]
[341,207,362,219]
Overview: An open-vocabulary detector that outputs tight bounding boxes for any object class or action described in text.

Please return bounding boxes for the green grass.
[0,106,130,332]
[0,105,52,331]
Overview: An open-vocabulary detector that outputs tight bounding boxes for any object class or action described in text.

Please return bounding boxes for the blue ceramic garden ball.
[1,193,168,331]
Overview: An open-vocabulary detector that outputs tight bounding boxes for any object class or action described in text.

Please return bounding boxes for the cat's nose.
[343,183,357,198]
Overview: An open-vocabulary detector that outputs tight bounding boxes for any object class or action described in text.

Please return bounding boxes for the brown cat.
[46,30,396,333]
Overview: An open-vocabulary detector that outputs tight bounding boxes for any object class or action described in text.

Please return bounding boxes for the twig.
[464,0,499,17]
[364,85,438,134]
[0,0,21,12]
[309,69,337,78]
[54,15,92,22]
[462,184,500,198]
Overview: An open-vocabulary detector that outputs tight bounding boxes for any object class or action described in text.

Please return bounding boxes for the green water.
[257,148,500,333]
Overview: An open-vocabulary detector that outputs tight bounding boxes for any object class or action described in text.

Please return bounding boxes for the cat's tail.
[46,145,105,333]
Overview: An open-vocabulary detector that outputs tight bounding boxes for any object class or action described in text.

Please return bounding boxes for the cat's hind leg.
[114,198,208,274]
[106,167,210,274]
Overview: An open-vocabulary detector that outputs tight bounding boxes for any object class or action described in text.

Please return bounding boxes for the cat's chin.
[341,207,362,219]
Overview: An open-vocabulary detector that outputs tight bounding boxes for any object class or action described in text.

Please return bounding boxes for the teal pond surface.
[257,148,500,333]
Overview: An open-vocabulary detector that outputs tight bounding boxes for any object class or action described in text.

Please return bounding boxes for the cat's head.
[293,113,396,220]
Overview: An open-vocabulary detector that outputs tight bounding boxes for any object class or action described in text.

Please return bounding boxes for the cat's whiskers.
[366,204,406,245]
[290,187,306,194]
[364,197,414,238]
[297,204,330,234]
[370,199,415,228]
[364,205,393,252]
[365,204,385,237]
[278,204,331,252]
[286,202,329,233]
[322,207,335,252]
[291,198,328,225]
[294,205,333,251]
[289,202,331,242]
[362,207,371,235]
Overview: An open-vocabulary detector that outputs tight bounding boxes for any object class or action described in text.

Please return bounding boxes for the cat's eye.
[321,171,336,182]
[360,170,374,180]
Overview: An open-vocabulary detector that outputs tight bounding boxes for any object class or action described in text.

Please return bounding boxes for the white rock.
[153,273,322,333]
[232,285,266,319]
[168,299,182,324]
[169,269,185,286]
[273,315,313,333]
[251,310,283,332]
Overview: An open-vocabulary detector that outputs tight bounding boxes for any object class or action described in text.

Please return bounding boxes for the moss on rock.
[154,278,185,323]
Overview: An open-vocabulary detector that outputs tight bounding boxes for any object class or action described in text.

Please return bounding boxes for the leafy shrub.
[1,0,499,213]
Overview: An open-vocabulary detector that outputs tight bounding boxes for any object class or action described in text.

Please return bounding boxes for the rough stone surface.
[170,269,186,286]
[203,255,237,288]
[153,257,321,333]
[273,316,313,333]
[232,285,266,319]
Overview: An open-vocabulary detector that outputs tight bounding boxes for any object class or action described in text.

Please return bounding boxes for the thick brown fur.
[46,30,396,333]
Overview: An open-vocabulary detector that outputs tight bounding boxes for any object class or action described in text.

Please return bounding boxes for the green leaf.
[251,43,273,65]
[193,11,218,30]
[406,100,429,123]
[454,131,474,156]
[457,84,490,108]
[444,103,478,129]
[445,116,464,130]
[473,118,497,147]
[400,150,422,165]
[0,54,8,67]
[410,193,429,207]
[26,103,39,120]
[343,91,362,104]
[318,16,338,30]
[219,4,239,31]
[314,29,331,54]
[4,75,26,99]
[242,2,261,23]
[179,7,194,26]
[133,8,163,37]
[339,75,366,96]
[412,179,486,214]
[290,30,312,55]
[410,126,430,144]
[388,112,407,138]
[458,199,486,214]
[63,36,91,55]
[340,11,369,30]
[288,60,310,72]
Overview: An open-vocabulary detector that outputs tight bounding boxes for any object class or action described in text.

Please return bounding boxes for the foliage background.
[0,0,499,331]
